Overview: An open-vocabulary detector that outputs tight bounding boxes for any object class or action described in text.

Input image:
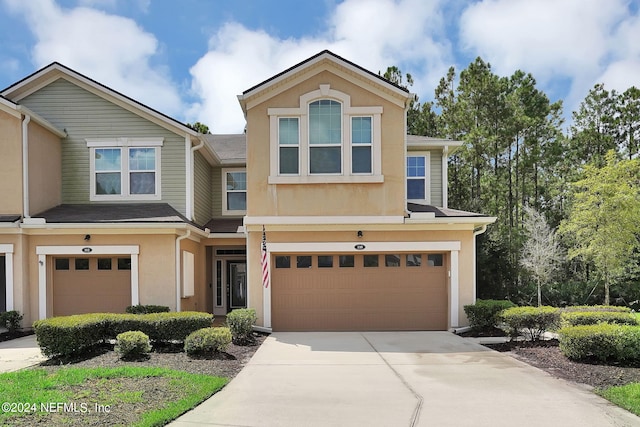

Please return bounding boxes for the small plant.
[500,306,561,341]
[184,327,232,355]
[463,300,515,332]
[227,308,257,345]
[0,311,23,333]
[125,305,170,314]
[114,331,152,359]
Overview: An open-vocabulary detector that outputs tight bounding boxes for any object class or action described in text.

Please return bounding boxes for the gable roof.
[202,134,246,165]
[238,50,412,112]
[1,62,202,142]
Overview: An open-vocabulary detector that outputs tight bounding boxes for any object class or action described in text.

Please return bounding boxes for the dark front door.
[0,255,6,312]
[227,260,247,312]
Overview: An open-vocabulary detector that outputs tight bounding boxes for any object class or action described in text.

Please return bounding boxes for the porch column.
[450,250,459,328]
[38,254,46,320]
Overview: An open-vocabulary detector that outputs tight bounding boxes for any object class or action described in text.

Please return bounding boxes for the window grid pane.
[279,118,299,145]
[309,100,341,145]
[129,148,156,171]
[96,172,121,195]
[130,172,155,194]
[352,146,372,174]
[352,117,372,144]
[407,178,426,199]
[279,147,299,174]
[227,192,246,211]
[310,147,341,174]
[95,148,121,171]
[226,172,247,191]
[407,156,426,177]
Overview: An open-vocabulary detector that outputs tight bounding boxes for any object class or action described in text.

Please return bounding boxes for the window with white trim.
[87,138,162,201]
[407,153,430,203]
[222,169,247,215]
[267,84,383,184]
[278,118,299,174]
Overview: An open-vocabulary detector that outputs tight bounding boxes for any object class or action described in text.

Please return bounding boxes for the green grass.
[599,383,640,416]
[0,367,228,426]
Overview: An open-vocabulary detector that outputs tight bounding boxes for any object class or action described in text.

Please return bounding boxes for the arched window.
[309,100,342,174]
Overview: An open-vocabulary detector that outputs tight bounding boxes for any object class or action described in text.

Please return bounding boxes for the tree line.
[383,60,640,307]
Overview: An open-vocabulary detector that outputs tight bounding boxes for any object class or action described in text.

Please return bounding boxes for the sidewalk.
[0,334,46,373]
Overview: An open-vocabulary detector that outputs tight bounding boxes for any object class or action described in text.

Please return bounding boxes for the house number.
[354,244,366,250]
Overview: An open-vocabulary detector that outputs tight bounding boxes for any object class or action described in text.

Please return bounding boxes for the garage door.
[271,253,447,331]
[53,257,131,316]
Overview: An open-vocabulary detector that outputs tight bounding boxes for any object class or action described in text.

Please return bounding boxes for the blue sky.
[1,0,638,133]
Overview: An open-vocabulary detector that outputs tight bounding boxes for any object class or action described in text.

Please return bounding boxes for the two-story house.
[0,50,495,331]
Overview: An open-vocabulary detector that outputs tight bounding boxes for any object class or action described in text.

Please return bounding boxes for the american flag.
[261,226,270,288]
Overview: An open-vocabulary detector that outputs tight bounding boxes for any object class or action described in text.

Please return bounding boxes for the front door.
[227,261,247,311]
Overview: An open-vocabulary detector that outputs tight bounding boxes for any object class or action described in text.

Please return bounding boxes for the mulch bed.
[484,339,640,389]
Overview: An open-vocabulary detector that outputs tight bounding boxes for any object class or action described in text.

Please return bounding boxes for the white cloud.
[188,0,452,133]
[4,0,182,116]
[459,0,640,117]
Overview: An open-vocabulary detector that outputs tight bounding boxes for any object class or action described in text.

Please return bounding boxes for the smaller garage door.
[271,252,447,331]
[53,257,131,316]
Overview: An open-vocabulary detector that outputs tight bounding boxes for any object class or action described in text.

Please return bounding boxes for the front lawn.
[599,383,640,417]
[0,366,227,426]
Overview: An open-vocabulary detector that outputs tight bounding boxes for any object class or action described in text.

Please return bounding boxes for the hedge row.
[463,299,515,331]
[33,312,213,357]
[561,311,638,327]
[561,305,631,313]
[558,324,640,363]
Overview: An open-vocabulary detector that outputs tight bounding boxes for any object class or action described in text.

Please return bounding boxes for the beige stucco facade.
[0,108,23,215]
[28,121,62,215]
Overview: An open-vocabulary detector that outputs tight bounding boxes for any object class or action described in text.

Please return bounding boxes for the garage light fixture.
[84,234,91,241]
[357,230,363,238]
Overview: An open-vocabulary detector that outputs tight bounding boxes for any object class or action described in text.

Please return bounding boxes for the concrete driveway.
[170,332,639,427]
[0,334,46,373]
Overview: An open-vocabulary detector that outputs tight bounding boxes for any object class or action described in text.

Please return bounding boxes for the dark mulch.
[485,339,640,389]
[0,330,33,342]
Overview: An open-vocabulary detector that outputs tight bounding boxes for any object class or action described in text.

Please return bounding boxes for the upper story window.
[268,84,383,184]
[87,138,162,201]
[223,168,247,215]
[407,153,430,203]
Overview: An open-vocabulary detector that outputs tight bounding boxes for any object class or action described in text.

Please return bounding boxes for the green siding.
[194,151,212,225]
[20,79,187,214]
[430,150,443,207]
[211,166,222,216]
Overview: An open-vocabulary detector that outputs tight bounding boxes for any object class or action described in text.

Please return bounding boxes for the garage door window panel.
[118,258,131,270]
[97,258,112,270]
[297,256,312,268]
[385,254,401,267]
[55,258,70,270]
[428,254,444,267]
[406,254,422,267]
[363,255,379,267]
[275,256,291,268]
[318,255,333,268]
[75,258,90,270]
[339,255,354,267]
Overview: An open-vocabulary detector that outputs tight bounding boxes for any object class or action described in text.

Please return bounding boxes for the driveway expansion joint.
[360,333,423,427]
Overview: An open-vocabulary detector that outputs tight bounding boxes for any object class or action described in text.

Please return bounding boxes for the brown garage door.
[271,253,447,331]
[53,257,131,316]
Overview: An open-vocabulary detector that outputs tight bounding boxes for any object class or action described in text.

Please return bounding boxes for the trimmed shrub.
[463,300,516,331]
[558,324,640,363]
[561,311,638,327]
[125,305,170,314]
[227,308,257,345]
[500,306,561,341]
[33,311,213,357]
[184,327,232,355]
[115,330,151,359]
[562,305,631,313]
[0,310,23,333]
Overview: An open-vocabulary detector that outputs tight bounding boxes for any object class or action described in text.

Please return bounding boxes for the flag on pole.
[261,225,270,288]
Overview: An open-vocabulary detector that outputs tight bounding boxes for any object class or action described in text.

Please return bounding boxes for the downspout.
[442,146,449,209]
[175,230,191,312]
[472,224,488,302]
[403,94,414,217]
[22,114,31,218]
[190,137,205,223]
[185,135,192,221]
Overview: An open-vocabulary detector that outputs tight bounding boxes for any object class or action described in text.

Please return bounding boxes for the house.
[0,51,495,331]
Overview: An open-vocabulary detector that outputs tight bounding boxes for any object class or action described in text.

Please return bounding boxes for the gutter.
[175,230,191,312]
[22,114,31,218]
